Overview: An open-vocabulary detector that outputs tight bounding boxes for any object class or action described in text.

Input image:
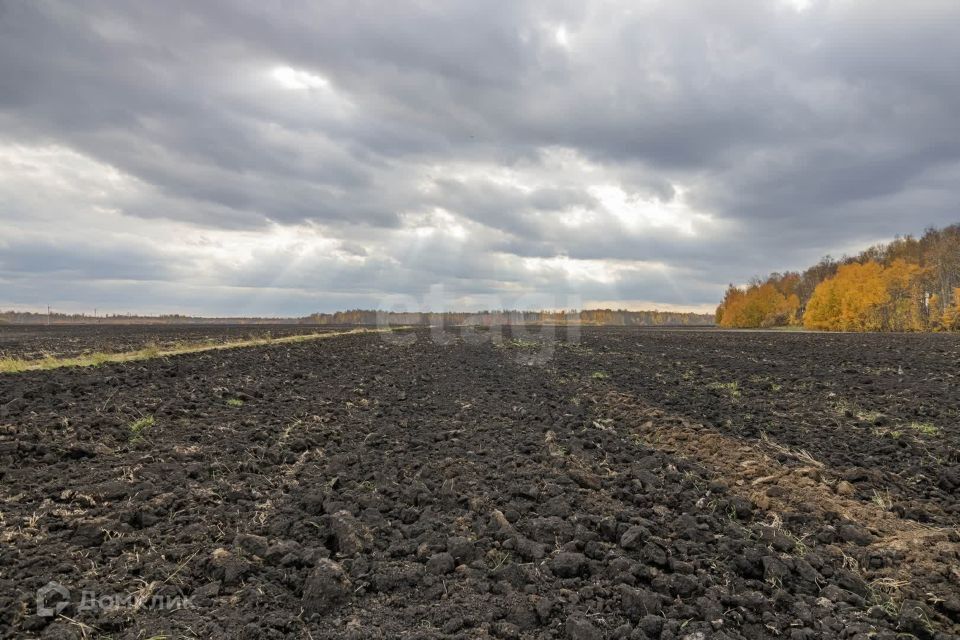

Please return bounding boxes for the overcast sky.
[1,0,958,316]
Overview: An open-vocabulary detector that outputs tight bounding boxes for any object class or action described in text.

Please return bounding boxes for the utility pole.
[47,305,51,326]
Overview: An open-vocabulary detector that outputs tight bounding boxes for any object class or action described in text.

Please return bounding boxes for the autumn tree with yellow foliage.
[717,279,800,328]
[934,287,960,330]
[803,260,926,331]
[716,224,960,332]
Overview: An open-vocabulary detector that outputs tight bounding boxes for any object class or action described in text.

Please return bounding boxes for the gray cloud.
[1,0,958,314]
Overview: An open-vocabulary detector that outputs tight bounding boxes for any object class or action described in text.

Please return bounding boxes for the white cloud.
[271,66,331,90]
[588,184,703,235]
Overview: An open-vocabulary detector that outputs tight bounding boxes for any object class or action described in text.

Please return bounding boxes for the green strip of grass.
[0,327,400,374]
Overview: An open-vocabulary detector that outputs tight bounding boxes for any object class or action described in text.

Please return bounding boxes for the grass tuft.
[908,422,940,436]
[707,381,741,398]
[506,338,540,350]
[129,415,155,441]
[871,488,893,510]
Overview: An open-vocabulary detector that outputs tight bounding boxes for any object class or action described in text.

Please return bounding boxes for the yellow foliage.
[718,224,960,332]
[928,294,942,328]
[717,281,800,328]
[941,288,960,330]
[803,259,927,331]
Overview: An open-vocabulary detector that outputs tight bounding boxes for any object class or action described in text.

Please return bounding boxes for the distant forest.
[1,309,714,327]
[716,224,960,331]
[0,312,302,325]
[306,309,714,326]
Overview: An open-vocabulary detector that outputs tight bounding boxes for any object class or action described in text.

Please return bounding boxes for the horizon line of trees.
[716,224,960,331]
[306,308,714,326]
[2,308,715,327]
[0,311,302,325]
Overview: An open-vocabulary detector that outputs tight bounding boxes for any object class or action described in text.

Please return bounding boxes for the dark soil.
[561,329,960,528]
[0,324,345,361]
[0,327,957,639]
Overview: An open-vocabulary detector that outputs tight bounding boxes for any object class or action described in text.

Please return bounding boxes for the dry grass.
[759,431,823,467]
[0,327,399,374]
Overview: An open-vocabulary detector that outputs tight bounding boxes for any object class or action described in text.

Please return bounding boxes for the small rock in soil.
[207,547,250,586]
[835,480,856,496]
[426,552,455,575]
[330,510,370,556]
[619,525,647,550]
[302,559,352,615]
[566,615,602,640]
[837,522,874,546]
[551,552,588,578]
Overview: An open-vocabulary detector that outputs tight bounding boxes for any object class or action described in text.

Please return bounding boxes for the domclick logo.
[35,582,192,617]
[36,582,70,618]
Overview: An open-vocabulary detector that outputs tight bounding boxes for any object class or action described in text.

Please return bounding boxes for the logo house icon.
[36,582,70,618]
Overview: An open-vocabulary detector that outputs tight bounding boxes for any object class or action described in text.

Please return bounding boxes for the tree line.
[306,309,714,327]
[3,308,714,327]
[0,311,301,325]
[716,224,960,331]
